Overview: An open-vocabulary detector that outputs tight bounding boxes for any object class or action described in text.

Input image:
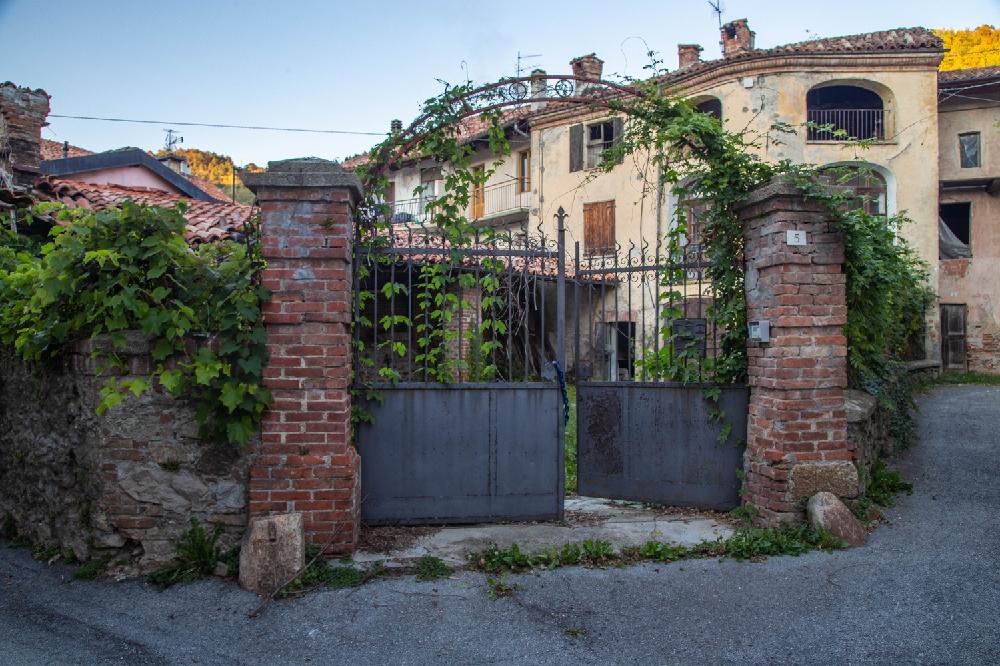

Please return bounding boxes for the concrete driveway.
[1,385,998,665]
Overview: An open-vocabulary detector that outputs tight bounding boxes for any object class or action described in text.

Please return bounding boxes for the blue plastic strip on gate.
[553,360,570,426]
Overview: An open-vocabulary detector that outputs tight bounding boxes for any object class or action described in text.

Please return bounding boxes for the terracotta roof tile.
[36,178,253,244]
[39,139,92,161]
[939,65,1000,85]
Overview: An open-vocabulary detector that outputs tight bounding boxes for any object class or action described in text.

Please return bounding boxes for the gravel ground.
[1,385,998,665]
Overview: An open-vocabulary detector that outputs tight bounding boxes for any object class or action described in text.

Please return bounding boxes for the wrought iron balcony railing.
[807,108,887,141]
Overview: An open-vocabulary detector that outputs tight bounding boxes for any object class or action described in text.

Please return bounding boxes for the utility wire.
[48,114,387,136]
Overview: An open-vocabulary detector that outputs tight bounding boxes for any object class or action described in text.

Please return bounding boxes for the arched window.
[807,84,887,141]
[694,97,722,120]
[820,165,887,216]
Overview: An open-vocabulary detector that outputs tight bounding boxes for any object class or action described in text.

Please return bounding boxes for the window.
[694,98,722,120]
[807,84,886,141]
[569,118,624,172]
[583,200,615,256]
[959,132,981,168]
[819,166,887,217]
[517,150,531,193]
[587,121,615,168]
[419,167,440,214]
[940,202,972,258]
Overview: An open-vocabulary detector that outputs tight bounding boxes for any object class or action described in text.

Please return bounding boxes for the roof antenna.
[516,50,542,79]
[163,128,184,152]
[708,0,724,29]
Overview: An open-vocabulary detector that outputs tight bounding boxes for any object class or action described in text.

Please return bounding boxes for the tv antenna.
[516,51,542,78]
[708,0,724,29]
[163,128,184,151]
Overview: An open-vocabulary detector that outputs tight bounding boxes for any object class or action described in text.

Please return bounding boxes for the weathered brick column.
[736,176,857,526]
[241,159,360,553]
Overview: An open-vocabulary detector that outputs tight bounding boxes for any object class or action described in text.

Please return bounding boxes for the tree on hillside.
[153,148,263,204]
[934,25,1000,70]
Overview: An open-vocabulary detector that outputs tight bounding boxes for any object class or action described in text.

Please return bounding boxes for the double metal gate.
[354,214,748,525]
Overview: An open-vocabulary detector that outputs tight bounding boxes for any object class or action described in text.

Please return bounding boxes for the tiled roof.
[343,107,536,172]
[35,178,252,244]
[939,65,1000,85]
[40,139,92,161]
[657,27,943,86]
[185,174,233,201]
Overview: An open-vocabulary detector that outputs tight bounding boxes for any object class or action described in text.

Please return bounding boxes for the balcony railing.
[385,179,530,226]
[807,108,887,142]
[471,178,531,222]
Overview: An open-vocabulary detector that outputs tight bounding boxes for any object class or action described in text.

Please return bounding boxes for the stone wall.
[0,335,250,571]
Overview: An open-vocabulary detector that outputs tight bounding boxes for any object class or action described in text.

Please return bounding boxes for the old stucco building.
[937,66,999,373]
[378,22,999,374]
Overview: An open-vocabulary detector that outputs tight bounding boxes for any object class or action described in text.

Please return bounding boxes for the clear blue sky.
[2,0,996,166]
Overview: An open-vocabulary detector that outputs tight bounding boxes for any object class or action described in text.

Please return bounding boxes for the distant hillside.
[934,25,1000,70]
[153,148,263,204]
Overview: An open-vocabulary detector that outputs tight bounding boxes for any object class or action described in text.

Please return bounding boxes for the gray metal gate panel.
[577,382,747,510]
[357,383,563,524]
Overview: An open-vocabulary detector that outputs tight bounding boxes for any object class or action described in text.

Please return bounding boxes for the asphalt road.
[1,385,998,665]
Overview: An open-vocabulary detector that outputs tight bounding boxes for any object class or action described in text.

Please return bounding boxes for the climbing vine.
[350,60,932,443]
[0,201,271,445]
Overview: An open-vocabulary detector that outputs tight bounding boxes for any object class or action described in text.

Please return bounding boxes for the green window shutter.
[612,117,625,165]
[569,124,583,172]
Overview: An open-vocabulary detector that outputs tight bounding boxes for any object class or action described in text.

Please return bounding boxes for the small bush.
[471,543,531,574]
[485,575,520,600]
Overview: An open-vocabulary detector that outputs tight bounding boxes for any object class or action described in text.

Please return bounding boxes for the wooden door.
[471,166,485,219]
[940,304,967,371]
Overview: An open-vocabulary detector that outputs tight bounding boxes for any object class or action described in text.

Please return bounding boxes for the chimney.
[678,44,703,69]
[157,153,191,176]
[720,18,755,58]
[530,68,547,110]
[0,82,51,188]
[570,53,604,94]
[390,119,403,137]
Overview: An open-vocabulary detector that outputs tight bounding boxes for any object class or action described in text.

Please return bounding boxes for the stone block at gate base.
[807,492,867,547]
[789,462,860,500]
[239,513,305,595]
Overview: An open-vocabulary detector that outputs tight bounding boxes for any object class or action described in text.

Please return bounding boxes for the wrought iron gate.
[354,218,567,524]
[571,230,747,509]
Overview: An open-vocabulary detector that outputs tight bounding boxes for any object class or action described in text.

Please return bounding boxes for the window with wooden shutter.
[584,200,615,256]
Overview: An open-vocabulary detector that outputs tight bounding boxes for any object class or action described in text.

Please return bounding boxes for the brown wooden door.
[471,166,485,219]
[940,304,967,371]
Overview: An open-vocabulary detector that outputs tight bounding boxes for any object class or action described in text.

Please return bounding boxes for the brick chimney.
[720,18,755,58]
[530,68,548,110]
[678,44,703,69]
[0,82,51,188]
[570,53,604,93]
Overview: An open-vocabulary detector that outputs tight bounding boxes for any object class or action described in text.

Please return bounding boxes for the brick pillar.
[241,159,361,553]
[736,176,857,526]
[446,285,482,381]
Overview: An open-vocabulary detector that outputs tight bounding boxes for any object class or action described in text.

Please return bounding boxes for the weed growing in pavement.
[148,519,224,589]
[485,575,520,600]
[414,555,452,582]
[73,556,111,580]
[865,460,913,507]
[469,525,845,576]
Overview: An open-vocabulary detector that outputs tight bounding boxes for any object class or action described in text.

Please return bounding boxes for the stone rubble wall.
[0,335,250,571]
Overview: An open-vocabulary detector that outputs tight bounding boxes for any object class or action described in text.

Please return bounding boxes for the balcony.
[807,108,887,142]
[386,179,530,228]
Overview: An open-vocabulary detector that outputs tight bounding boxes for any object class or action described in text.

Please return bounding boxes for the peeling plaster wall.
[938,101,1000,374]
[0,336,250,571]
